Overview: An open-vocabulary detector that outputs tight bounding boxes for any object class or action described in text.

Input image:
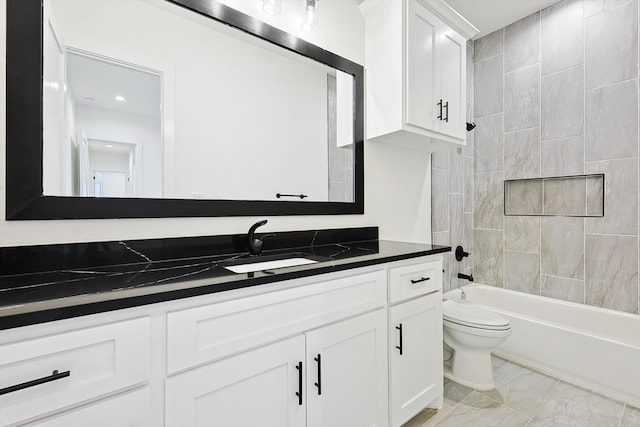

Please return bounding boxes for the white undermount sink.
[223,256,319,274]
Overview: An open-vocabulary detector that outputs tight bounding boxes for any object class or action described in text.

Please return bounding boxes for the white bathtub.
[444,284,640,407]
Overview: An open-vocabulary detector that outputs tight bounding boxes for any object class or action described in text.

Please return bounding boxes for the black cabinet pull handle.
[410,277,431,284]
[444,101,449,122]
[437,99,443,120]
[396,324,403,355]
[314,354,322,395]
[295,361,303,406]
[0,370,70,396]
[276,193,308,199]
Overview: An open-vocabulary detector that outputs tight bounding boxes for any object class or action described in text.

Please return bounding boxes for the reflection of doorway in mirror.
[84,139,138,197]
[42,31,164,198]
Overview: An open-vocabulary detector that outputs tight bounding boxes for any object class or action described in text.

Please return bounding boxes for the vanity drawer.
[388,260,442,303]
[167,270,387,373]
[0,317,151,427]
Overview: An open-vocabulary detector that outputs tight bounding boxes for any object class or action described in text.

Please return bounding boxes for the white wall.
[0,0,432,247]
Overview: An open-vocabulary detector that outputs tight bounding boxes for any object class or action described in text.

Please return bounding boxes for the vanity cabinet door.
[165,335,306,427]
[407,0,466,141]
[388,292,443,427]
[437,26,466,140]
[406,0,439,133]
[306,309,389,427]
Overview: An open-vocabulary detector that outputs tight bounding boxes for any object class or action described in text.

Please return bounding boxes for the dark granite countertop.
[0,227,450,330]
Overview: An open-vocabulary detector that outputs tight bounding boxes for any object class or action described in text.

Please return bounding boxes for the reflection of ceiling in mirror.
[67,52,161,118]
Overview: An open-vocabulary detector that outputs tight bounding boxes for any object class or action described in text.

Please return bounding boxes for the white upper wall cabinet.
[360,0,477,152]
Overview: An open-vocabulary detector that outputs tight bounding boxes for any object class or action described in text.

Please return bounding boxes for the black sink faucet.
[248,219,268,255]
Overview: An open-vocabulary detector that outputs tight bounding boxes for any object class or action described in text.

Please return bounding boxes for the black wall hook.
[466,122,476,131]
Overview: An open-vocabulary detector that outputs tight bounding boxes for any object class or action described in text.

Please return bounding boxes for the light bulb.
[263,0,281,16]
[301,0,318,33]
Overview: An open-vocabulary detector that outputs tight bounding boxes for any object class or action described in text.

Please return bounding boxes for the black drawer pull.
[295,361,303,405]
[444,101,449,122]
[437,99,443,120]
[396,324,403,355]
[410,277,431,284]
[0,370,70,396]
[314,354,322,395]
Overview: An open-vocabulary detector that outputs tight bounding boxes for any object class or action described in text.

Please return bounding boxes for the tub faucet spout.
[458,273,474,282]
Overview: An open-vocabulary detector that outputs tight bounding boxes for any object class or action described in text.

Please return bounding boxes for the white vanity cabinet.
[23,388,152,427]
[305,309,388,427]
[0,253,444,427]
[387,262,444,427]
[361,0,476,151]
[165,270,389,427]
[165,335,306,427]
[0,317,151,427]
[165,309,389,427]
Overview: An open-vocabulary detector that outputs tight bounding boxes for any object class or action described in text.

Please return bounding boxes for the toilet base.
[443,365,495,391]
[443,348,496,391]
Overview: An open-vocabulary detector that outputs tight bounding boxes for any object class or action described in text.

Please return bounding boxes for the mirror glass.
[42,0,356,203]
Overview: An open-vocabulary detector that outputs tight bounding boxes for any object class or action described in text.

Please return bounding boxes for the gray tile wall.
[327,75,354,202]
[435,0,640,315]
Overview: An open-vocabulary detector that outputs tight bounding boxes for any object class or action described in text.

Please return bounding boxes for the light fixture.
[301,0,318,33]
[262,0,281,16]
[106,144,113,148]
[114,95,126,102]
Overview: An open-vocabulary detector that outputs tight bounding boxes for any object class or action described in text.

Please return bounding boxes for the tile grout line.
[616,403,627,427]
[502,25,506,290]
[583,0,587,305]
[539,6,543,297]
[524,377,560,426]
[432,387,476,426]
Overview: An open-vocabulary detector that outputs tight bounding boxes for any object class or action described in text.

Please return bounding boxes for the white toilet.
[442,299,511,390]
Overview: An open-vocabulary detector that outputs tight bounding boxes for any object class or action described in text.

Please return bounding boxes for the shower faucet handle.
[455,246,470,262]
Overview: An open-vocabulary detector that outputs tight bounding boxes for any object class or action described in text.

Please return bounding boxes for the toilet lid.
[443,300,510,330]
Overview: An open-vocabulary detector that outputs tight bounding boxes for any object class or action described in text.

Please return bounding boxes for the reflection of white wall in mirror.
[42,1,67,197]
[47,0,336,202]
[94,171,128,198]
[336,70,354,148]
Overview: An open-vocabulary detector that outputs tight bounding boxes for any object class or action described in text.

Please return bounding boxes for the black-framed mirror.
[6,0,364,220]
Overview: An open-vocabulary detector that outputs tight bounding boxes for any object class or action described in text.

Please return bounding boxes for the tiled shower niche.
[504,174,604,217]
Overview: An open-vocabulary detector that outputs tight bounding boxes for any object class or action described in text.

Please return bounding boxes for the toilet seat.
[443,300,510,331]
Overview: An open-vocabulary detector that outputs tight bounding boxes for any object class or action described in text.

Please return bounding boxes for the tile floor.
[404,356,640,427]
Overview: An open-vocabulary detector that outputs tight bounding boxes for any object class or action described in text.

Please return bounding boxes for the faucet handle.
[455,246,470,262]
